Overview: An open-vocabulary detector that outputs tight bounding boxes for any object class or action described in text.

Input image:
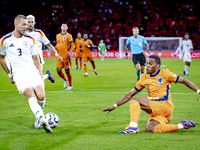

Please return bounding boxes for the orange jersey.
[135,69,179,104]
[75,38,83,52]
[80,39,93,54]
[55,32,75,58]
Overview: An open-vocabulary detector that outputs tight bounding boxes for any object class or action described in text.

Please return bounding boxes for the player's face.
[133,29,139,37]
[16,18,28,36]
[100,40,103,43]
[146,58,159,74]
[83,34,88,39]
[61,24,68,32]
[27,18,35,30]
[184,35,189,40]
[77,33,81,38]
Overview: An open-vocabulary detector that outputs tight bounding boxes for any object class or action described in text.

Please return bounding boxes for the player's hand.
[174,54,177,57]
[57,55,63,62]
[10,78,15,84]
[105,50,107,53]
[147,50,150,54]
[102,106,115,113]
[66,52,70,58]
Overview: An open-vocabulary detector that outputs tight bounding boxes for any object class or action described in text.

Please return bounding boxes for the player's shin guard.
[136,70,140,80]
[67,73,72,86]
[75,60,78,67]
[92,63,96,70]
[129,100,141,124]
[37,99,45,109]
[59,72,67,81]
[84,64,87,73]
[28,97,45,119]
[154,124,179,132]
[80,61,82,69]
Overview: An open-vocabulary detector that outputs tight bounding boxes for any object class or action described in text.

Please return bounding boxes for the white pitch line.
[0,90,197,95]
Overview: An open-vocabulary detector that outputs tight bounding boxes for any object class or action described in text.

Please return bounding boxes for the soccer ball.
[45,113,59,128]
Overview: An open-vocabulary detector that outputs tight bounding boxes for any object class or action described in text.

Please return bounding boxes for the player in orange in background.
[103,55,199,133]
[55,22,75,90]
[75,33,83,70]
[80,34,98,77]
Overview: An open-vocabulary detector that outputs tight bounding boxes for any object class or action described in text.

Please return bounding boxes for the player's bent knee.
[146,120,160,132]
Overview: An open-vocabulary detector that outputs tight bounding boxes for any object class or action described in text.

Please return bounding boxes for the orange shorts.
[147,97,173,124]
[56,57,72,69]
[82,53,94,62]
[76,51,83,58]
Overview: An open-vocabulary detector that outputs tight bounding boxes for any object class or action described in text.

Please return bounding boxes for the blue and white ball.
[45,113,59,128]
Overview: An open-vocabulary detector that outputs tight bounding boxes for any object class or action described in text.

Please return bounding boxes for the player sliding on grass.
[103,55,199,133]
[0,15,52,133]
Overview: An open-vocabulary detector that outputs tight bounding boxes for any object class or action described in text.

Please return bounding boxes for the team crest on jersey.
[157,77,163,84]
[86,41,88,44]
[23,41,29,47]
[63,36,66,41]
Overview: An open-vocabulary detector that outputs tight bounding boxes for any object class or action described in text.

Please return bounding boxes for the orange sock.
[59,72,67,81]
[80,61,82,69]
[67,73,72,86]
[92,63,96,70]
[84,64,87,73]
[154,124,179,132]
[75,60,78,67]
[129,100,141,123]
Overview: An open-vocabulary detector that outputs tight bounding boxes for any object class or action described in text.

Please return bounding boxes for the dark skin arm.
[177,76,199,93]
[102,88,139,113]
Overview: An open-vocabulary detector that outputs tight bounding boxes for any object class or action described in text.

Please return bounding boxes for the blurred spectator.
[0,0,199,50]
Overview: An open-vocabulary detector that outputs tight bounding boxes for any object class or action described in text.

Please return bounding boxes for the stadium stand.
[0,0,199,50]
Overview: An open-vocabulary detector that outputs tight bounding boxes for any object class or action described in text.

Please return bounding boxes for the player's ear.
[34,22,36,25]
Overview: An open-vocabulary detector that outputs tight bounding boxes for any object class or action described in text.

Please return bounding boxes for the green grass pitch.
[0,58,200,150]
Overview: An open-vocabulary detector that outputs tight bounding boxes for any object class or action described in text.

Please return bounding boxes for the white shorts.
[183,53,191,62]
[13,68,44,94]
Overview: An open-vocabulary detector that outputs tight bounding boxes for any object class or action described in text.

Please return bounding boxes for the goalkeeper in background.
[125,27,150,81]
[98,40,107,61]
[174,32,193,76]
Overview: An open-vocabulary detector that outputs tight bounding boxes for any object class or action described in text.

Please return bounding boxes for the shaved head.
[14,14,27,25]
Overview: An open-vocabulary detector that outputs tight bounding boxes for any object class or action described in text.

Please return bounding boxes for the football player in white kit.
[174,33,193,76]
[26,14,63,83]
[0,15,52,133]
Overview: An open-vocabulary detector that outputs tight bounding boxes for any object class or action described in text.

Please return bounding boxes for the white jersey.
[0,32,39,75]
[175,39,193,62]
[26,29,50,64]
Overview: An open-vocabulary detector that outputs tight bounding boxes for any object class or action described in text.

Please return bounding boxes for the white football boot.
[63,79,68,88]
[40,118,52,133]
[66,86,73,90]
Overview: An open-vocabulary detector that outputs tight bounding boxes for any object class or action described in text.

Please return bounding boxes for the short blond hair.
[26,14,35,22]
[14,14,26,24]
[133,27,139,30]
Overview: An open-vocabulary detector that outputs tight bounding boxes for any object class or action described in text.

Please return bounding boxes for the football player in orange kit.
[80,34,98,77]
[103,55,199,133]
[55,22,75,90]
[75,33,83,70]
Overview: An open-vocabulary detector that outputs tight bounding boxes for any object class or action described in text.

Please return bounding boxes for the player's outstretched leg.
[45,70,55,83]
[119,125,139,134]
[180,120,196,129]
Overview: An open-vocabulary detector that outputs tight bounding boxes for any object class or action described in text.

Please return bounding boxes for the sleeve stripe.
[175,75,179,83]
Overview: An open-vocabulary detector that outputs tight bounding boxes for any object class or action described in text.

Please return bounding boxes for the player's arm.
[174,43,182,56]
[125,44,129,59]
[102,88,139,113]
[0,54,14,84]
[32,54,43,79]
[145,43,150,54]
[46,43,63,62]
[177,76,200,94]
[68,41,75,53]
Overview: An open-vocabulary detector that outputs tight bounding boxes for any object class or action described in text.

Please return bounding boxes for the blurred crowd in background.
[0,0,200,50]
